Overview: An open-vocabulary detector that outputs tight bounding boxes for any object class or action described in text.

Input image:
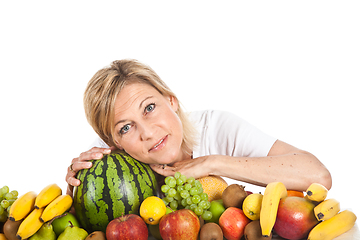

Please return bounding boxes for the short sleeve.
[191,110,277,158]
[90,137,109,148]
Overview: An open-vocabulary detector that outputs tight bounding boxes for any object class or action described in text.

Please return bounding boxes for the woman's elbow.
[314,167,332,191]
[304,152,332,190]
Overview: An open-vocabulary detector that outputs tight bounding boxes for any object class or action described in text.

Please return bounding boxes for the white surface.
[334,224,360,240]
[0,0,359,223]
[270,224,360,240]
[271,224,360,240]
[148,224,360,240]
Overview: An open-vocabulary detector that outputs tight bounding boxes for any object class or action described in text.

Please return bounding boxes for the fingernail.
[104,149,111,154]
[95,153,102,159]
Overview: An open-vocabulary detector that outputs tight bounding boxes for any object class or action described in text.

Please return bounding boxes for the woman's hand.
[150,155,216,179]
[66,146,117,196]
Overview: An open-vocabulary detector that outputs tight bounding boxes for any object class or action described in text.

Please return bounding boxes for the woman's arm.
[212,140,331,191]
[151,140,332,192]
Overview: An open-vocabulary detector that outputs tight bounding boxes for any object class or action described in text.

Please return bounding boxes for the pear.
[29,222,56,240]
[58,221,88,240]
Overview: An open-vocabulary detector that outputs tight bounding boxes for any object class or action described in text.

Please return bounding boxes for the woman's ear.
[114,140,123,151]
[168,95,179,112]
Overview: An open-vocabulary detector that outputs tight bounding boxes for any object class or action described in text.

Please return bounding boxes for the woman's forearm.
[209,141,332,191]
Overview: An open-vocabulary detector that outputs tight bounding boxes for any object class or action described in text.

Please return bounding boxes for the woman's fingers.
[78,149,107,162]
[150,164,176,176]
[65,164,81,185]
[70,159,93,172]
[70,146,115,174]
[66,147,116,194]
[66,184,74,197]
[66,158,92,185]
[150,156,210,179]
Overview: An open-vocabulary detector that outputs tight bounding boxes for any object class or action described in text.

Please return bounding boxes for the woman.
[66,59,332,196]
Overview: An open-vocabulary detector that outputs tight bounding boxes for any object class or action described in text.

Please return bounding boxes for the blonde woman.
[66,59,332,196]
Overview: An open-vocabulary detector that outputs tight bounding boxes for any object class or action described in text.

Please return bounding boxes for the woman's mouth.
[149,135,168,152]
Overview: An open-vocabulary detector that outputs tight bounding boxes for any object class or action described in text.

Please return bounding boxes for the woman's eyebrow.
[139,96,154,109]
[115,119,127,127]
[115,96,155,127]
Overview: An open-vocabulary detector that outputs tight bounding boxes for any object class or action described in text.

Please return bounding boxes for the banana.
[40,194,73,223]
[8,191,37,221]
[306,183,328,202]
[16,208,44,240]
[260,182,287,237]
[314,198,340,221]
[308,210,357,240]
[35,183,62,209]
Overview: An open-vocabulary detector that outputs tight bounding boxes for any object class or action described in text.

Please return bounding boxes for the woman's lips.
[149,135,168,152]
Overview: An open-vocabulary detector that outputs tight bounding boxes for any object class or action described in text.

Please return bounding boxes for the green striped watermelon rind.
[73,151,158,232]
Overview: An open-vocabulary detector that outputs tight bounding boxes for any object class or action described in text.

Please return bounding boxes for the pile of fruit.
[137,175,358,240]
[0,177,359,240]
[0,162,357,240]
[0,183,90,240]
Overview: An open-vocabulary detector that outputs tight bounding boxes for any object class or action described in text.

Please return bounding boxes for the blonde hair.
[84,59,197,155]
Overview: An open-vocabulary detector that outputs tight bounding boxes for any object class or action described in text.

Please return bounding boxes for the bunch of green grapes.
[161,172,213,221]
[0,185,18,222]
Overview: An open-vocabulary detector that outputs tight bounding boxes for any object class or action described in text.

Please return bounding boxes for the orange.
[287,190,304,197]
[197,175,228,202]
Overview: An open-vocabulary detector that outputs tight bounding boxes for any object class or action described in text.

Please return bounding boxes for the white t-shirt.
[92,110,276,159]
[191,110,276,159]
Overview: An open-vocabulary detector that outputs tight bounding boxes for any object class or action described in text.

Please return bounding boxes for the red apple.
[219,207,250,240]
[106,214,148,240]
[159,209,200,240]
[274,196,319,240]
[246,191,253,195]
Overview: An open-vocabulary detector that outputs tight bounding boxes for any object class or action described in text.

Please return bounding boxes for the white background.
[1,1,359,218]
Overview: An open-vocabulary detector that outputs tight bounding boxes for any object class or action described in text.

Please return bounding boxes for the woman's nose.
[139,123,155,141]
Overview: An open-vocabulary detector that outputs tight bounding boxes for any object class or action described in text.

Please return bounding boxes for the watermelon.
[73,151,158,232]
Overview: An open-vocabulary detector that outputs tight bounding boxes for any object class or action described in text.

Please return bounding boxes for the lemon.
[242,193,263,220]
[140,196,167,225]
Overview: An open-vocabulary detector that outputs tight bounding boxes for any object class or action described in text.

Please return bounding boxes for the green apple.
[207,199,226,224]
[149,224,162,240]
[165,207,174,215]
[51,212,81,237]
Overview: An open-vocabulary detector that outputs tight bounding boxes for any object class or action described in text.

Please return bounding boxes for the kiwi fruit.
[85,231,106,240]
[222,184,247,208]
[244,220,272,240]
[199,222,223,240]
[3,219,23,240]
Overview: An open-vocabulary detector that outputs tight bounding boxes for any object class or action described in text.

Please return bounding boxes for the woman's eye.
[145,103,155,113]
[120,124,131,134]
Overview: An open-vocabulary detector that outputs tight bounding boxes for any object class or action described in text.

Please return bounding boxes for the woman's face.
[113,82,184,165]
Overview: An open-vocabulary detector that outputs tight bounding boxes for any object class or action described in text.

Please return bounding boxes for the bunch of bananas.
[8,183,73,240]
[306,183,357,240]
[259,182,357,240]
